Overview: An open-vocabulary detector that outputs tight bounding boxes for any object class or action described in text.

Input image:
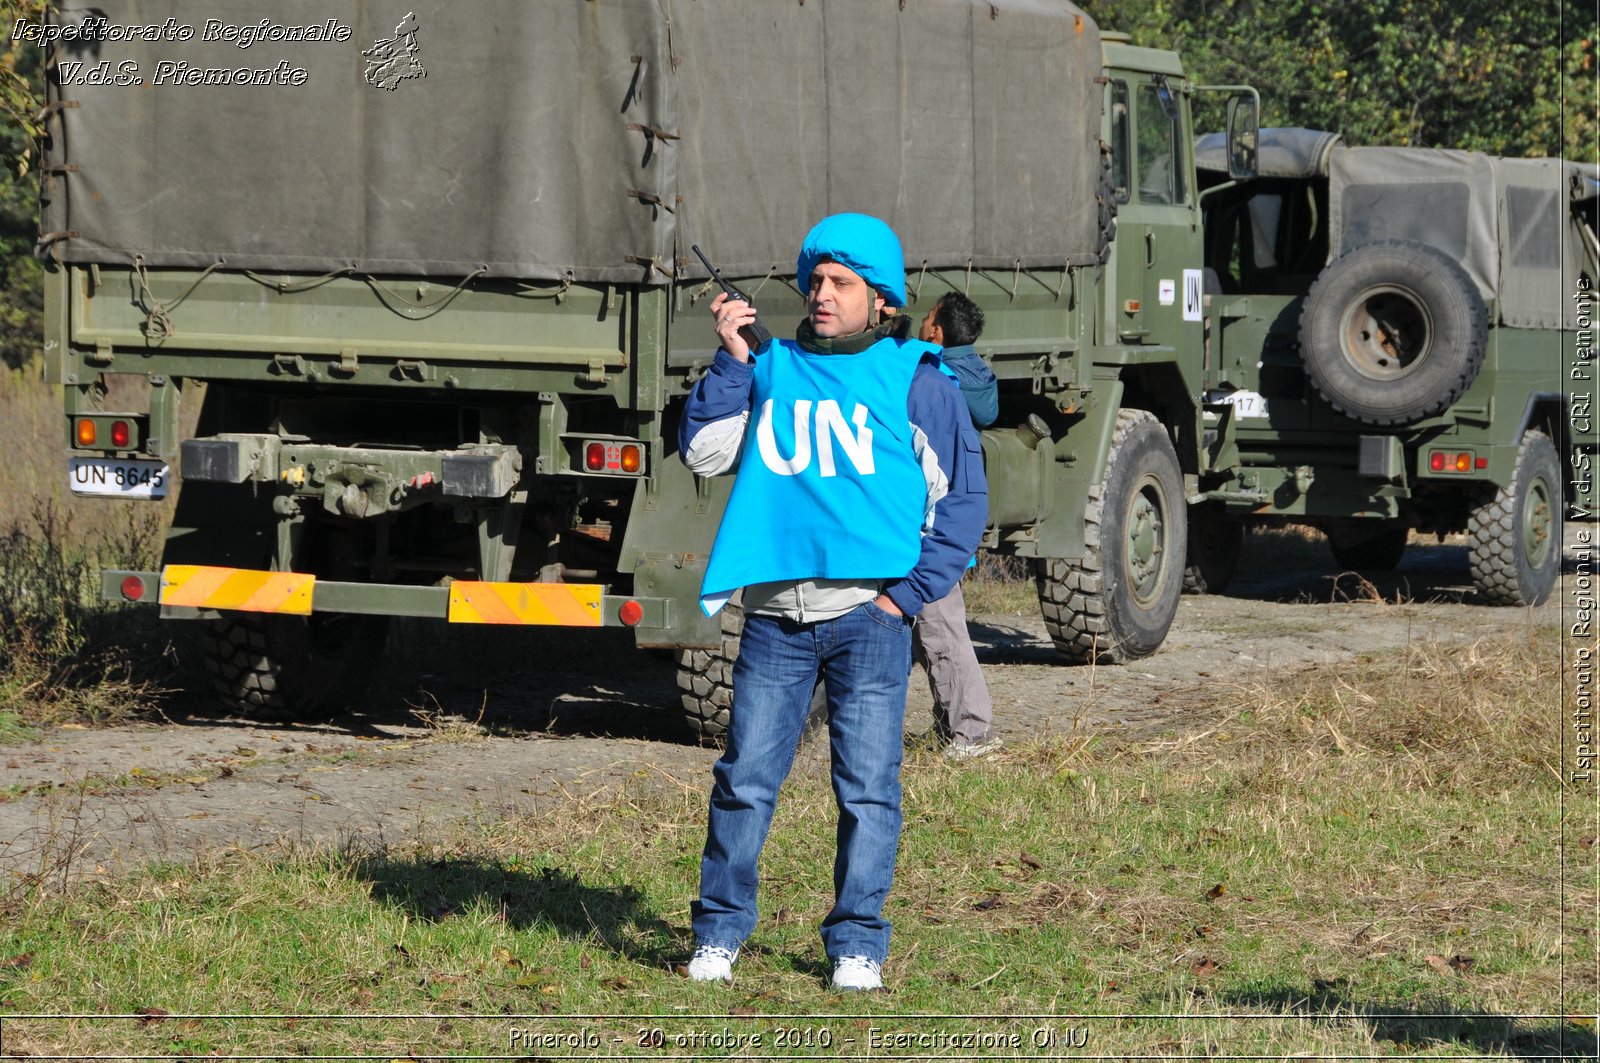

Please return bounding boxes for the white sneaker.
[830,955,883,991]
[944,736,1003,760]
[686,944,739,982]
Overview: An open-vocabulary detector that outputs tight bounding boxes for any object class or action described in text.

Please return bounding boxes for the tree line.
[1078,0,1590,156]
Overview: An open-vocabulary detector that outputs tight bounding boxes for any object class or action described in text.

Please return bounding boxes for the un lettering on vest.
[755,399,875,477]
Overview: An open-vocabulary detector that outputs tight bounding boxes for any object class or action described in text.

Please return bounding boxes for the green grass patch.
[0,710,38,744]
[0,631,1586,1057]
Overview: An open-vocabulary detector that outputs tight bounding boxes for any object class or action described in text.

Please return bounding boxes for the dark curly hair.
[933,291,985,347]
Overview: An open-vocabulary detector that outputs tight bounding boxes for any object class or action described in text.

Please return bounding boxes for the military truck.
[46,1,1268,736]
[1188,128,1597,604]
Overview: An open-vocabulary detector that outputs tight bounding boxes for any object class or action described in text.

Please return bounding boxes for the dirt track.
[0,532,1582,887]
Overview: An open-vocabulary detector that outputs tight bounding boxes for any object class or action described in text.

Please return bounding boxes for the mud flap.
[630,553,723,649]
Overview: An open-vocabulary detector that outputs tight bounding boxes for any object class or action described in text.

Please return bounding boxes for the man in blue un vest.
[679,214,988,990]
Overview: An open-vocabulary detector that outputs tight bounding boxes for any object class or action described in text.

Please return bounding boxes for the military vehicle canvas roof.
[1196,128,1597,330]
[1194,127,1342,179]
[1330,147,1595,329]
[39,0,1104,287]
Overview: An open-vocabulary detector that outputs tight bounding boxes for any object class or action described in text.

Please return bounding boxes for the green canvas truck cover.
[1330,146,1596,330]
[38,0,1104,288]
[1198,130,1599,331]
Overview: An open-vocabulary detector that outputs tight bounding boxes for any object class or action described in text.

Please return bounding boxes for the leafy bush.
[0,503,169,727]
[1,0,47,371]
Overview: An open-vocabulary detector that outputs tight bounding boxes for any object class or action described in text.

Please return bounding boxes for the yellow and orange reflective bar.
[446,581,603,626]
[160,565,315,615]
[158,567,606,627]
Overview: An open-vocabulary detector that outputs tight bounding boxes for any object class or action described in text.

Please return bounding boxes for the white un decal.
[755,400,875,477]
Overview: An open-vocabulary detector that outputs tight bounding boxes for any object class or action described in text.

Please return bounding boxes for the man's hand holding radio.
[711,291,762,363]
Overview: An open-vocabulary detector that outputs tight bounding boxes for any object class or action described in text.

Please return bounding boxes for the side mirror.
[1225,90,1260,180]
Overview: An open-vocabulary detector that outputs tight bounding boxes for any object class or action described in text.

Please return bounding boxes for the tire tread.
[1036,409,1184,663]
[1467,430,1561,606]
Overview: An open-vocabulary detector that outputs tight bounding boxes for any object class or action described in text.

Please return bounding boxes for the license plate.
[69,458,170,499]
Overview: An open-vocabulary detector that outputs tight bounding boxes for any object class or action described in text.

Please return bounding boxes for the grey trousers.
[910,579,994,745]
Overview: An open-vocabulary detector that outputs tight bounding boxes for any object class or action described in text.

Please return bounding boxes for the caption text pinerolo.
[511,1023,1093,1055]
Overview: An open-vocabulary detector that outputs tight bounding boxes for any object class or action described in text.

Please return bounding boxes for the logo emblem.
[363,12,425,90]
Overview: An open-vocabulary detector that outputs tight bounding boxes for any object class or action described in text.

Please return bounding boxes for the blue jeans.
[692,601,913,964]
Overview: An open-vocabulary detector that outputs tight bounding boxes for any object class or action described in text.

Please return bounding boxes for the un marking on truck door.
[1183,269,1204,322]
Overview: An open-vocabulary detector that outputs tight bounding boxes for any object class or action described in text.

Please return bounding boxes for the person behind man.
[914,292,1001,758]
[679,214,987,991]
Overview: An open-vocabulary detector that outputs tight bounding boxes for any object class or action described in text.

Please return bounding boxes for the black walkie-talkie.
[691,244,773,353]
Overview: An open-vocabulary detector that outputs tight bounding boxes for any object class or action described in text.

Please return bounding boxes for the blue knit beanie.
[796,213,907,307]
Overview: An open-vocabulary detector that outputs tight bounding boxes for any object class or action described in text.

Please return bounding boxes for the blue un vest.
[700,337,937,615]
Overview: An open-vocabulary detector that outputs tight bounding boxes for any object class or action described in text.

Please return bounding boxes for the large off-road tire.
[1183,504,1243,595]
[1036,409,1187,663]
[1299,241,1487,426]
[675,599,826,744]
[1327,521,1410,573]
[676,601,743,742]
[202,613,391,723]
[1468,430,1562,606]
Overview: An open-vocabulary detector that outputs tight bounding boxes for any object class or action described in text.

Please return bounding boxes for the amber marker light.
[620,445,642,474]
[76,418,97,447]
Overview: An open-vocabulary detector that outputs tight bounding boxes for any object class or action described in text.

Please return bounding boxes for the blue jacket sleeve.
[678,350,754,474]
[882,362,989,617]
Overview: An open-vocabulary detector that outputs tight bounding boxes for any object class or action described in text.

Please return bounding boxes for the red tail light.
[111,420,131,448]
[618,600,644,627]
[581,439,646,475]
[120,575,146,601]
[1429,450,1480,474]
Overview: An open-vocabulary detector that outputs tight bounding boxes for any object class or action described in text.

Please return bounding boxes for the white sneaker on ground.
[686,944,739,982]
[830,955,884,991]
[943,736,1003,760]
